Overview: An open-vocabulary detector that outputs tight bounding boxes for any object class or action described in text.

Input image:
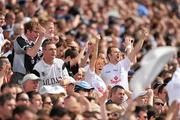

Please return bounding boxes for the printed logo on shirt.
[42,76,63,85]
[97,86,104,93]
[42,72,46,77]
[105,71,111,73]
[94,83,104,93]
[113,69,118,72]
[110,76,121,84]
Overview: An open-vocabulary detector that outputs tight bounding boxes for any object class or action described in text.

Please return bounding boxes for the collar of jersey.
[42,59,55,67]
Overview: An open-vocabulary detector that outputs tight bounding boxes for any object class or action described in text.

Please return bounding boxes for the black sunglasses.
[155,102,164,106]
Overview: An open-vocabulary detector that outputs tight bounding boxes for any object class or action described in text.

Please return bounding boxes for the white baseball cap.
[21,73,40,84]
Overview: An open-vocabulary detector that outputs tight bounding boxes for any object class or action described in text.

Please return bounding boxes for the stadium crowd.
[0,0,179,120]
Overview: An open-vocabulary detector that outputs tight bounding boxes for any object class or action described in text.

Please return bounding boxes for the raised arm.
[128,28,149,62]
[89,34,100,71]
[26,24,46,57]
[99,90,109,120]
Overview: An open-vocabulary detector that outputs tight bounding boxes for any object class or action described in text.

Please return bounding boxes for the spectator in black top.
[63,43,87,77]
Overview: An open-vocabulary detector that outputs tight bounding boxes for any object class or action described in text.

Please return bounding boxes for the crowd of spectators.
[0,0,179,120]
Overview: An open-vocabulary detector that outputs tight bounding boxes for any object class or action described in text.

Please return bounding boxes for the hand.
[146,88,154,97]
[124,36,134,52]
[137,28,149,40]
[98,90,109,104]
[91,31,101,43]
[36,24,46,38]
[51,35,59,44]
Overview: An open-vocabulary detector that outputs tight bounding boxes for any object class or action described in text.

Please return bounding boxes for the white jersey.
[101,57,131,89]
[33,58,69,88]
[85,67,107,93]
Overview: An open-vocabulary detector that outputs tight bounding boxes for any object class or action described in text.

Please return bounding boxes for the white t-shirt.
[85,67,107,93]
[33,58,69,88]
[101,57,131,89]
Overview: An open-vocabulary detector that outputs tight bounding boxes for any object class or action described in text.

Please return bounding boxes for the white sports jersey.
[101,57,131,89]
[85,67,107,93]
[33,58,69,88]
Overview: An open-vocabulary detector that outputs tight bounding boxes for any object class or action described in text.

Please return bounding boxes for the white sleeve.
[85,67,95,84]
[118,57,131,71]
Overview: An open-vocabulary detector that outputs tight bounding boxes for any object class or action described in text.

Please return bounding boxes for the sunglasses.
[155,102,164,106]
[80,88,91,92]
[44,102,53,105]
[107,112,120,118]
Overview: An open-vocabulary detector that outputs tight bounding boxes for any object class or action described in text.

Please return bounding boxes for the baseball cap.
[21,73,40,84]
[39,85,66,95]
[76,81,94,90]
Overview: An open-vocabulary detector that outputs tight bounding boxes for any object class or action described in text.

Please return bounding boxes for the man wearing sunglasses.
[153,98,165,115]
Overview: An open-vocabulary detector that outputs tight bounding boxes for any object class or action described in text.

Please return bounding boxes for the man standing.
[12,21,46,83]
[33,39,69,88]
[101,28,149,90]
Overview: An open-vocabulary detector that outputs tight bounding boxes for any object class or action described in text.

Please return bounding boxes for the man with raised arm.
[101,28,149,90]
[12,21,46,83]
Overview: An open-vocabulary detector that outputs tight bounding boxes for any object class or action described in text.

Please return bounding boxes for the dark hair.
[107,46,116,60]
[110,85,125,97]
[5,11,15,20]
[157,84,167,94]
[64,48,78,59]
[13,105,34,117]
[56,38,67,48]
[0,93,15,106]
[42,39,52,49]
[24,21,39,34]
[50,106,70,118]
[147,109,157,119]
[1,83,16,92]
[27,91,40,102]
[134,106,147,116]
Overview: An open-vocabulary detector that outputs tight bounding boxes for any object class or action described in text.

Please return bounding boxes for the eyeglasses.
[155,102,164,106]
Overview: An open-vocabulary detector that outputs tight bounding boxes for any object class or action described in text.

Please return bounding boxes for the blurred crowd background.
[0,0,179,120]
